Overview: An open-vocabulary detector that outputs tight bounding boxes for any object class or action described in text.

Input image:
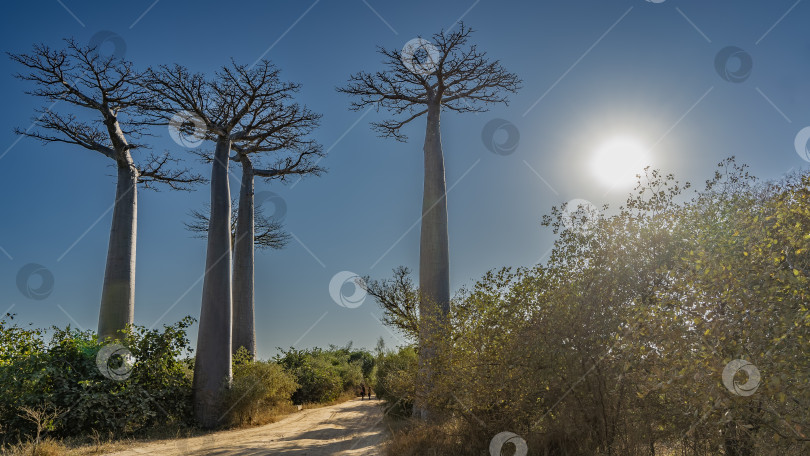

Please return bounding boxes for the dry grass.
[383,419,482,456]
[225,391,358,430]
[226,401,299,429]
[303,391,358,409]
[1,428,208,456]
[0,392,362,455]
[1,438,69,456]
[381,417,697,456]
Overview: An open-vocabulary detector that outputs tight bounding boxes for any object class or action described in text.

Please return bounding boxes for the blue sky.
[1,0,808,359]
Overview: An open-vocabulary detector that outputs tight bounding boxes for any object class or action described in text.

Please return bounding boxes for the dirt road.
[107,398,387,456]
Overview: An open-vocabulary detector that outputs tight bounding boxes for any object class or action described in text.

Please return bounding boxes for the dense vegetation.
[375,159,810,455]
[274,344,376,404]
[0,317,195,446]
[0,316,376,452]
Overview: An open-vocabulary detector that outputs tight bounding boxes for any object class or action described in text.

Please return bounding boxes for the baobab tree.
[339,23,520,419]
[146,60,319,427]
[9,39,202,341]
[185,199,290,250]
[229,116,322,360]
[187,196,291,359]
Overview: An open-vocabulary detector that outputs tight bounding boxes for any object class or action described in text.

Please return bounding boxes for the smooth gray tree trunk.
[193,136,234,428]
[232,156,256,359]
[97,161,138,340]
[98,115,137,341]
[415,101,450,421]
[419,102,450,314]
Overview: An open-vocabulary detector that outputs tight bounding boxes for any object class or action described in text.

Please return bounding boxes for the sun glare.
[591,136,649,188]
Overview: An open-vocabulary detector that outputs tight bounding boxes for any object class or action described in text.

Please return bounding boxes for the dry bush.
[222,349,299,427]
[385,419,478,456]
[2,438,67,456]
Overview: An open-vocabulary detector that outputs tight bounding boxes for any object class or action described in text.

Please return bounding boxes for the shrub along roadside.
[373,161,810,456]
[1,314,379,451]
[0,315,195,446]
[222,347,299,426]
[274,344,376,404]
[374,343,417,418]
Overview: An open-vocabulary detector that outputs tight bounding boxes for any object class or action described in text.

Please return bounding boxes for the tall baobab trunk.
[415,101,450,420]
[419,102,450,313]
[232,155,256,359]
[98,115,137,341]
[193,136,233,428]
[97,160,138,340]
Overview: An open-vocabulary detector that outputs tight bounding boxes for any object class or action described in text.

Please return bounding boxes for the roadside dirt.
[105,398,387,455]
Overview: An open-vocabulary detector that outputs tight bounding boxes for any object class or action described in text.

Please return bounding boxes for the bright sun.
[591,136,649,187]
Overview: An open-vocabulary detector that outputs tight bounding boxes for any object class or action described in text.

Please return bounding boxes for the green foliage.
[0,316,195,445]
[348,350,376,380]
[0,314,375,446]
[275,344,374,404]
[223,347,299,426]
[374,344,417,417]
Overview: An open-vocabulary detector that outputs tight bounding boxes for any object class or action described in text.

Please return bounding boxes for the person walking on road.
[360,384,366,400]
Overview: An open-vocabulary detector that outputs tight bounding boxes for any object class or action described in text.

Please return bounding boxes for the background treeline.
[0,316,377,451]
[373,159,810,455]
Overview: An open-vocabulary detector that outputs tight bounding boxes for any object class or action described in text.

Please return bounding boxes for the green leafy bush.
[275,345,374,404]
[293,356,343,403]
[374,345,417,416]
[0,315,195,444]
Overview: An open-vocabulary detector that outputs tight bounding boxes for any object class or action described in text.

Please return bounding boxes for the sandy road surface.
[107,398,387,456]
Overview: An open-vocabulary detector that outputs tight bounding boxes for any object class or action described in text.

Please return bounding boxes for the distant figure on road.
[367,387,372,400]
[360,384,366,400]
